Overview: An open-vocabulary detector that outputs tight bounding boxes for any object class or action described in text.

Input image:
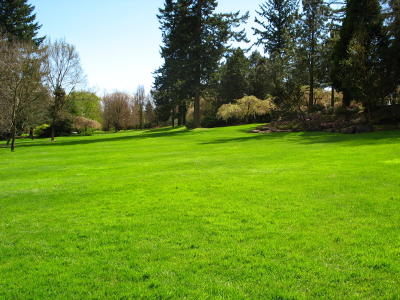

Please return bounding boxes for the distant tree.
[73,116,101,135]
[68,91,102,122]
[44,39,84,141]
[248,51,272,100]
[219,48,250,103]
[144,100,156,127]
[0,0,44,44]
[134,85,146,129]
[217,95,275,123]
[102,92,131,131]
[0,38,48,151]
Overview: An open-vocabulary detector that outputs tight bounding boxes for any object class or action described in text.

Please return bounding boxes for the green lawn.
[1,124,399,299]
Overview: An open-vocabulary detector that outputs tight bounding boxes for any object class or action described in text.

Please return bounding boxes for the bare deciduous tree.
[102,92,132,131]
[44,39,84,141]
[0,37,48,151]
[134,85,146,129]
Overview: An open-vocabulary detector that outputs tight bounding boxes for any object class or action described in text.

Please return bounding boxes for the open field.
[1,125,400,299]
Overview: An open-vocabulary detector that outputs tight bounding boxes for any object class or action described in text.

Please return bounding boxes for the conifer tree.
[0,0,44,44]
[253,0,299,105]
[333,0,389,112]
[387,0,400,92]
[220,48,250,103]
[154,0,248,128]
[299,0,328,108]
[248,51,272,100]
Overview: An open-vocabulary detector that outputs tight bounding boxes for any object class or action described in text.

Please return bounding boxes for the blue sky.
[30,0,263,95]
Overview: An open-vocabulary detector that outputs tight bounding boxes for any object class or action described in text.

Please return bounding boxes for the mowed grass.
[0,125,399,299]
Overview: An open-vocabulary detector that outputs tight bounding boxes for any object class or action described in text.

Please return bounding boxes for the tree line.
[1,0,399,151]
[0,0,156,151]
[153,0,400,128]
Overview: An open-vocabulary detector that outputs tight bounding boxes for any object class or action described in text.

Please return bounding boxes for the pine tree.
[154,0,195,126]
[0,0,44,44]
[299,0,328,108]
[254,0,298,56]
[154,0,248,128]
[253,0,299,104]
[333,0,389,113]
[144,101,156,127]
[388,0,400,92]
[219,48,250,103]
[323,0,347,107]
[248,51,272,99]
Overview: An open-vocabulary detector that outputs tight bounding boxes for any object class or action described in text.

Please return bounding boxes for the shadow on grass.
[201,130,400,146]
[13,127,192,148]
[6,126,400,149]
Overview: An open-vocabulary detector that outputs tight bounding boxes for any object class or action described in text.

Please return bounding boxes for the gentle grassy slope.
[1,125,399,299]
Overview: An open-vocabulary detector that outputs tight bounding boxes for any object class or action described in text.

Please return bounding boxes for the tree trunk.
[177,106,182,127]
[342,89,351,107]
[308,23,316,109]
[178,104,186,126]
[171,107,175,128]
[140,104,144,130]
[182,104,186,126]
[193,2,202,129]
[51,126,55,141]
[366,99,373,124]
[331,85,335,108]
[10,122,16,152]
[194,91,201,128]
[29,127,34,140]
[309,58,314,108]
[10,96,17,151]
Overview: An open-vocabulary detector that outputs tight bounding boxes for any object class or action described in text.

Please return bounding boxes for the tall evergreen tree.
[0,0,44,44]
[248,51,272,99]
[322,0,347,107]
[299,0,328,108]
[154,0,191,125]
[333,0,389,112]
[253,0,299,105]
[188,1,248,128]
[219,48,250,103]
[154,0,248,128]
[387,0,400,93]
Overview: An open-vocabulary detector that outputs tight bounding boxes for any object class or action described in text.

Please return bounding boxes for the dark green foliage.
[154,0,248,128]
[299,0,328,107]
[144,101,156,127]
[153,0,190,124]
[0,0,44,44]
[253,0,299,105]
[219,48,250,103]
[253,0,298,57]
[248,51,273,100]
[42,118,73,138]
[387,0,400,90]
[49,87,69,139]
[332,0,390,108]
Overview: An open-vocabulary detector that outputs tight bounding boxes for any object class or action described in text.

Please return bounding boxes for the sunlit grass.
[1,125,399,298]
